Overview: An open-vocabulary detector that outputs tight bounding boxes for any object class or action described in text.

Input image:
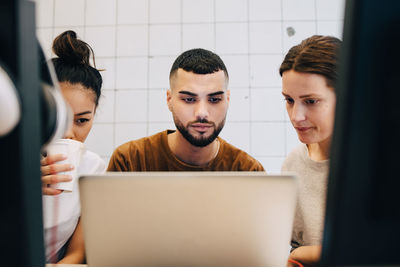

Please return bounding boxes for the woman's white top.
[42,150,106,261]
[281,144,329,249]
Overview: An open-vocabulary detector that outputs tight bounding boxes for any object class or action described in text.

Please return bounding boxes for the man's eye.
[209,97,222,103]
[284,97,294,104]
[183,97,195,103]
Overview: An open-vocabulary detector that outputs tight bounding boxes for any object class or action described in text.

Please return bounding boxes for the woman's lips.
[295,127,312,132]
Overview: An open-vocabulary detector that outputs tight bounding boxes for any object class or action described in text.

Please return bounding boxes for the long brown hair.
[279,35,341,88]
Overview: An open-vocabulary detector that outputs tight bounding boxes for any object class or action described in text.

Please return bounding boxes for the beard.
[174,116,226,147]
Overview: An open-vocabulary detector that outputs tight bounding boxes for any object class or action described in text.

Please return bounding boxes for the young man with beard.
[107,48,264,171]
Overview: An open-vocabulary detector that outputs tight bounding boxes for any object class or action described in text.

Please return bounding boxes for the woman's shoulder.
[82,149,103,161]
[79,150,106,174]
[286,144,307,161]
[281,144,307,171]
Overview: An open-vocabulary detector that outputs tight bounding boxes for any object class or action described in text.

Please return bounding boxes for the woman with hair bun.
[280,35,341,266]
[41,30,105,263]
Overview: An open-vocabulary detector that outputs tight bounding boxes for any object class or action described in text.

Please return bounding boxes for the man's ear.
[167,89,173,112]
[226,89,230,103]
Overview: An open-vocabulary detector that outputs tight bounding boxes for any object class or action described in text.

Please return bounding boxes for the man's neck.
[167,131,219,166]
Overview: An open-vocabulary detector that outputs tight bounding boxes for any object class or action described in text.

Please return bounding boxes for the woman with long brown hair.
[280,35,341,266]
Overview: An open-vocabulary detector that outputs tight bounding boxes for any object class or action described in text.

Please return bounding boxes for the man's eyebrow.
[178,91,197,96]
[75,111,92,116]
[208,91,225,97]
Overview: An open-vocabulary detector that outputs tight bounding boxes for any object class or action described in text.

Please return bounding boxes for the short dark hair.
[169,48,229,80]
[51,30,102,106]
[279,35,341,88]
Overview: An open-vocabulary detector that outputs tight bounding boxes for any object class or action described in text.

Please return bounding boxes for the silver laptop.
[79,172,297,267]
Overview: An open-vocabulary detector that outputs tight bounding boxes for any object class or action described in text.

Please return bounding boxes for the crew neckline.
[300,144,329,167]
[162,130,224,169]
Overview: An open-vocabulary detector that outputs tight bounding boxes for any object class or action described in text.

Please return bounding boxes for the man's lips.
[190,123,213,131]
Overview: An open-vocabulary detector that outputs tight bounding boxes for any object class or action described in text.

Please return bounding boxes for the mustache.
[188,118,215,126]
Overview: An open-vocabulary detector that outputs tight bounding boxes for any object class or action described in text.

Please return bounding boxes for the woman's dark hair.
[170,48,229,80]
[51,30,102,106]
[279,35,341,88]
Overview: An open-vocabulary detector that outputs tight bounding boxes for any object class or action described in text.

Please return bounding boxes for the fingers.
[42,174,72,185]
[42,174,71,195]
[289,245,321,265]
[41,154,67,166]
[41,154,72,175]
[41,163,74,176]
[42,187,63,196]
[41,154,72,196]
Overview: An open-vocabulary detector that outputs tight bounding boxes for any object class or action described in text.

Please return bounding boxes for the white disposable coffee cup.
[46,138,85,192]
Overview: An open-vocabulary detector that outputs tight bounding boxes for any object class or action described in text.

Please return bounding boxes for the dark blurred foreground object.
[321,0,400,266]
[0,0,70,266]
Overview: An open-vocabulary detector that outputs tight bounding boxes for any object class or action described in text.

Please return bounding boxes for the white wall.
[35,0,345,172]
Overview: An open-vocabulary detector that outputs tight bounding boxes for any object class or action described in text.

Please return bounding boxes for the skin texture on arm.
[57,219,85,264]
[288,245,321,266]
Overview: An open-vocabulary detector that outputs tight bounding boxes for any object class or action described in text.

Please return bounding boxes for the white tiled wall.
[35,0,345,172]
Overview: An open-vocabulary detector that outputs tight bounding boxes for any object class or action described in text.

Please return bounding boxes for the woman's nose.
[63,126,75,140]
[290,104,306,123]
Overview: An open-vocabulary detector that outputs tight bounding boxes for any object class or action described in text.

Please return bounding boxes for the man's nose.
[194,100,209,121]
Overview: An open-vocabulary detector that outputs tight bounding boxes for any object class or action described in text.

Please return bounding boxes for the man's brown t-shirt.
[107,130,265,172]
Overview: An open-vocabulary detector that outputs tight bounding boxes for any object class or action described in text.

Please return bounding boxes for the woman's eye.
[284,97,294,104]
[76,118,89,124]
[209,97,222,103]
[305,99,318,105]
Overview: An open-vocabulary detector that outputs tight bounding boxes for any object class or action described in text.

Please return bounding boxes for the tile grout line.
[112,0,119,153]
[180,0,183,53]
[314,0,318,34]
[247,0,252,157]
[38,18,337,29]
[280,0,287,158]
[83,0,87,39]
[213,0,217,51]
[51,0,56,56]
[146,0,151,136]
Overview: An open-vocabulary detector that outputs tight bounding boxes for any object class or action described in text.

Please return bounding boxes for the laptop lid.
[79,172,296,267]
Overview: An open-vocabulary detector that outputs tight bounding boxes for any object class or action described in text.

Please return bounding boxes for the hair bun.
[52,30,92,66]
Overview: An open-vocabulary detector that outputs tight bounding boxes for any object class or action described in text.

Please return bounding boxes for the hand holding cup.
[41,139,85,195]
[41,153,74,195]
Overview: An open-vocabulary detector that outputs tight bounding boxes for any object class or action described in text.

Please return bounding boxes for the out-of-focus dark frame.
[321,0,400,265]
[0,0,45,266]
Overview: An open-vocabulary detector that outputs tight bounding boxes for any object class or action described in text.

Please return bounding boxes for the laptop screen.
[79,172,296,267]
